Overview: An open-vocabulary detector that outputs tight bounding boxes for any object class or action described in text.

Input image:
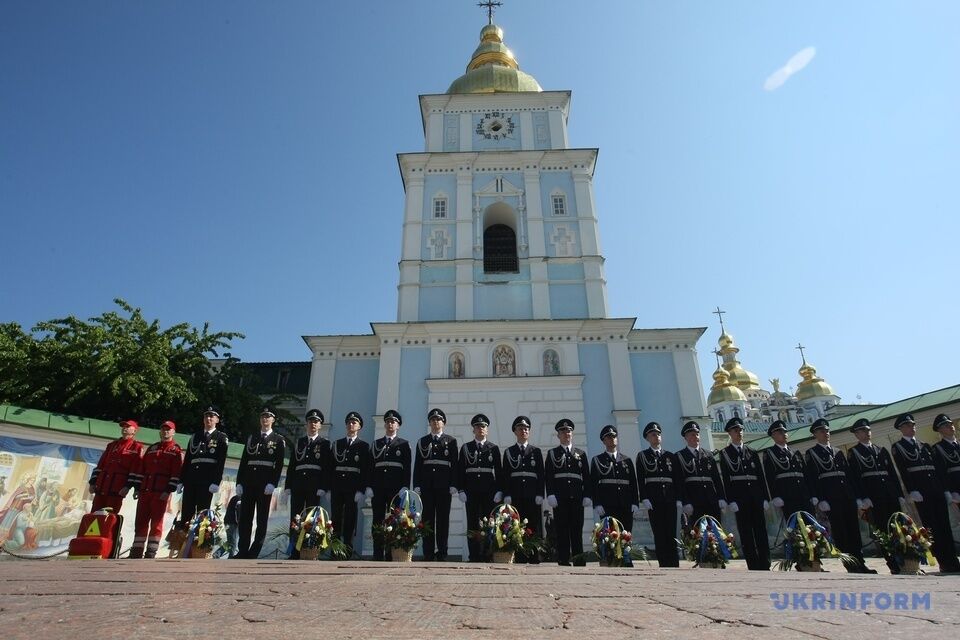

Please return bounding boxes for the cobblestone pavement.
[0,558,957,639]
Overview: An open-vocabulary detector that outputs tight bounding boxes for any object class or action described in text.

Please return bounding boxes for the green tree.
[0,299,296,440]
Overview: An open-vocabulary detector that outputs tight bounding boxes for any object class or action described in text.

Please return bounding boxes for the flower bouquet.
[373,488,431,562]
[680,515,737,568]
[592,516,634,567]
[774,511,847,571]
[181,507,225,559]
[872,511,935,575]
[472,503,536,563]
[288,506,340,560]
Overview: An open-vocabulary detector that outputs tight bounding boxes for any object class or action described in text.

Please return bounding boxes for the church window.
[433,197,448,219]
[483,224,518,273]
[552,194,567,216]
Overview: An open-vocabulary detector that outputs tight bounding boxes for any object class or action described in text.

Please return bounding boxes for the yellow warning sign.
[84,519,101,537]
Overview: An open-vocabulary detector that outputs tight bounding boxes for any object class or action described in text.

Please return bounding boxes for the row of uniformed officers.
[182,405,960,570]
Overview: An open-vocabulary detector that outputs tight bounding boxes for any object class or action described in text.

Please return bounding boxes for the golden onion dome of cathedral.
[796,362,836,401]
[708,367,747,405]
[447,24,543,94]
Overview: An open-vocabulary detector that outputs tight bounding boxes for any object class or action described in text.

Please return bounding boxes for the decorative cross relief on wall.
[551,225,575,257]
[492,345,516,377]
[430,229,450,259]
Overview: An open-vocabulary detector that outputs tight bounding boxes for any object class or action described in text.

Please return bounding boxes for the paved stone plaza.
[0,558,957,639]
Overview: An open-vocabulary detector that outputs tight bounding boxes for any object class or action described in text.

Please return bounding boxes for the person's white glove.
[449,486,459,497]
[946,492,954,504]
[283,488,291,498]
[493,491,502,503]
[593,505,605,518]
[856,499,864,510]
[952,492,960,504]
[863,498,873,509]
[675,500,683,509]
[458,491,467,503]
[683,504,694,516]
[547,495,558,508]
[264,484,275,495]
[354,491,364,503]
[899,496,908,509]
[209,484,219,494]
[718,499,728,511]
[534,496,543,506]
[119,486,130,497]
[582,497,593,508]
[641,499,653,511]
[762,500,770,511]
[503,496,512,505]
[818,500,831,512]
[236,485,244,497]
[631,504,641,515]
[810,497,819,507]
[413,487,421,495]
[160,492,169,500]
[729,502,739,513]
[365,487,374,499]
[176,484,183,494]
[772,497,784,508]
[316,489,326,498]
[909,491,924,503]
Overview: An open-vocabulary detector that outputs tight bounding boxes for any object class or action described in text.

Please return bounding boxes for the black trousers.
[690,500,721,527]
[371,491,394,561]
[513,495,542,563]
[421,488,452,560]
[603,504,633,534]
[864,494,901,572]
[331,489,359,555]
[554,496,584,565]
[178,482,214,529]
[465,489,496,561]
[824,497,866,570]
[288,485,321,559]
[917,493,960,571]
[649,498,679,567]
[734,499,770,570]
[780,498,811,527]
[237,484,271,559]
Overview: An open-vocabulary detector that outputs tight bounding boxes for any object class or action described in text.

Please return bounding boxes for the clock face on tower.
[475,111,515,140]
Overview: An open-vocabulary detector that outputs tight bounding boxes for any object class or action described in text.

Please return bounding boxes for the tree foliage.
[0,299,295,440]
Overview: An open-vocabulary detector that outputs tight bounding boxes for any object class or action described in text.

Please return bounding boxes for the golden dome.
[708,367,747,405]
[717,330,760,390]
[796,362,836,401]
[447,24,543,94]
[718,331,735,350]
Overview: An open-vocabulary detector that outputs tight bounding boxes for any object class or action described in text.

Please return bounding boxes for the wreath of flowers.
[373,488,431,551]
[774,510,847,571]
[680,515,737,568]
[473,503,535,555]
[289,506,335,552]
[182,507,225,556]
[592,516,634,567]
[872,511,935,567]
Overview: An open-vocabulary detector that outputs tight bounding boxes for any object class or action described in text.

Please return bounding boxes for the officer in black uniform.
[413,408,458,561]
[846,417,903,573]
[892,413,960,572]
[804,418,875,573]
[590,424,640,531]
[762,420,811,524]
[457,413,503,562]
[371,409,411,561]
[177,406,229,531]
[235,407,287,559]
[719,417,770,570]
[636,421,680,567]
[284,408,329,559]
[676,421,724,525]
[328,411,373,557]
[932,413,960,512]
[502,415,545,564]
[545,418,592,566]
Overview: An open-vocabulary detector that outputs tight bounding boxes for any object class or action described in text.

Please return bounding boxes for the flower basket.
[774,511,841,571]
[680,515,737,568]
[472,503,536,561]
[492,550,515,564]
[592,517,634,567]
[165,527,187,558]
[871,511,935,575]
[181,507,226,559]
[289,506,336,558]
[373,489,430,558]
[390,547,414,562]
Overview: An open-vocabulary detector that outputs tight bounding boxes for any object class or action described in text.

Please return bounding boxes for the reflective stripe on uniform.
[862,471,888,478]
[776,472,804,479]
[297,464,322,471]
[817,471,847,479]
[247,460,274,468]
[510,471,538,479]
[465,467,496,474]
[907,465,936,473]
[684,476,712,482]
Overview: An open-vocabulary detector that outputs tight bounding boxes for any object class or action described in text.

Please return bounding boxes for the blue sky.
[2,1,958,406]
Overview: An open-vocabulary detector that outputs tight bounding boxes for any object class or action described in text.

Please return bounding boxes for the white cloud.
[764,46,816,91]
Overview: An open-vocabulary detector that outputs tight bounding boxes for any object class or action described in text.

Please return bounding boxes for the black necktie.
[520,444,526,454]
[385,437,391,446]
[433,436,440,445]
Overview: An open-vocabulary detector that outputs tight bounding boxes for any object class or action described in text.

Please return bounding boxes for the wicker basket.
[166,529,187,558]
[697,560,722,569]
[189,546,214,559]
[900,558,921,575]
[797,560,822,572]
[299,547,320,561]
[389,548,414,562]
[492,550,515,564]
